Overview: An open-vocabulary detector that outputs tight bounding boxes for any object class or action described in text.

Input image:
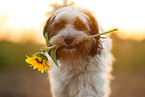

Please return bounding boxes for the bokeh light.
[0,0,145,43]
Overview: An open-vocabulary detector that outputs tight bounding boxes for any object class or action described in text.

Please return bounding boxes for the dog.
[43,6,113,97]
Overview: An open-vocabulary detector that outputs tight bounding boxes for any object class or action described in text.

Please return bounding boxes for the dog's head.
[43,6,102,61]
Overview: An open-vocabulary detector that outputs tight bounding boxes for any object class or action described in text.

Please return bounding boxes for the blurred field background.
[0,0,145,97]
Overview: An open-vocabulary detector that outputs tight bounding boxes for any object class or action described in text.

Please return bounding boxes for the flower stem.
[47,45,58,50]
[42,45,59,53]
[85,28,118,39]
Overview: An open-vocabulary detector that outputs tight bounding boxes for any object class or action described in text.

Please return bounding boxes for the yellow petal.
[38,64,42,71]
[41,67,44,73]
[25,54,51,73]
[33,64,38,69]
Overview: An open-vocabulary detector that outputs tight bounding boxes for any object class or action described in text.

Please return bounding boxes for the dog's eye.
[74,20,87,31]
[48,20,66,38]
[55,20,66,28]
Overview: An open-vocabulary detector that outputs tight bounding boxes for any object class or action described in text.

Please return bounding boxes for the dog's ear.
[83,11,102,56]
[84,12,99,35]
[43,15,56,39]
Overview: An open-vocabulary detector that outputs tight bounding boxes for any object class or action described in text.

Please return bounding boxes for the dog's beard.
[56,37,97,62]
[48,28,101,64]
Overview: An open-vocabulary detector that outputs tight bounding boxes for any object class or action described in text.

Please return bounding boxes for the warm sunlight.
[72,0,145,40]
[0,0,145,43]
[0,0,52,28]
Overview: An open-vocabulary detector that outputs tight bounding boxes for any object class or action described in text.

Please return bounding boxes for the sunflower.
[25,53,52,73]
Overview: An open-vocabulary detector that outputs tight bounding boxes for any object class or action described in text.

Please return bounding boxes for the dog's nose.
[64,37,74,45]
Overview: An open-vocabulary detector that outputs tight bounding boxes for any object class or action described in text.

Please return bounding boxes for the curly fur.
[44,6,113,97]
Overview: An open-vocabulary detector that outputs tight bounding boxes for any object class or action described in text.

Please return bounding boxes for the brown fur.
[43,7,102,61]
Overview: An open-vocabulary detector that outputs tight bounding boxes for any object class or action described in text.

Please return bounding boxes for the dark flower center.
[35,58,43,63]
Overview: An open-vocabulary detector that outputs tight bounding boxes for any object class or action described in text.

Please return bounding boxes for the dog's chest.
[55,69,98,97]
[50,58,106,97]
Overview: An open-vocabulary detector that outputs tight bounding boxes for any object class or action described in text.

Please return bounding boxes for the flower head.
[25,53,52,73]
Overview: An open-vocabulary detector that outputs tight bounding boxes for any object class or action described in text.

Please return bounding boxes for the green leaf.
[49,48,59,67]
[36,53,48,61]
[41,47,49,53]
[46,34,51,47]
[44,34,59,68]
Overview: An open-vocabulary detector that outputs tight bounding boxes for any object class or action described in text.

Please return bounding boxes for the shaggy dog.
[43,6,113,97]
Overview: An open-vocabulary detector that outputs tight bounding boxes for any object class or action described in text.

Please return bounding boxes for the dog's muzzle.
[64,36,74,45]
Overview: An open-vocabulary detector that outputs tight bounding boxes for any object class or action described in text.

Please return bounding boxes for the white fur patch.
[53,6,90,31]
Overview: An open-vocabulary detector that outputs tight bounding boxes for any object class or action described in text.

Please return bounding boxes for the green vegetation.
[111,34,145,73]
[0,34,145,97]
[0,41,44,70]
